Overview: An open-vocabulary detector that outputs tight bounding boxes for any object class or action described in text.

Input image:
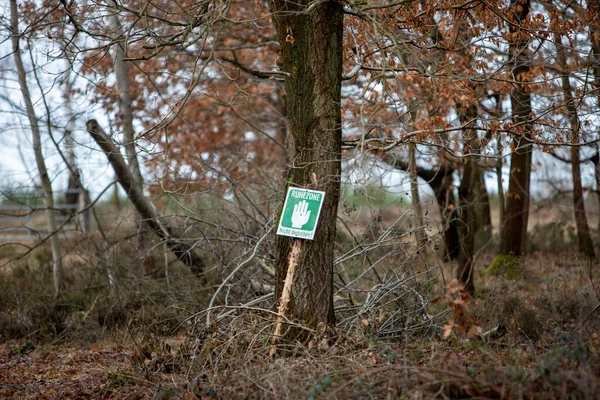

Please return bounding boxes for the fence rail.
[0,189,90,242]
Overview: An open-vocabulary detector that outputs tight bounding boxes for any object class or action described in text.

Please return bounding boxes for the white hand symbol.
[291,200,311,228]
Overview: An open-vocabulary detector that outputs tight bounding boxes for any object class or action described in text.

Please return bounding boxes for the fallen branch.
[86,119,205,277]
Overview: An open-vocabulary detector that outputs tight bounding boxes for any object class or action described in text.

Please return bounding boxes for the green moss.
[486,255,523,279]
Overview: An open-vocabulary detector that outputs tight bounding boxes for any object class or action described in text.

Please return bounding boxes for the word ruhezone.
[290,190,322,201]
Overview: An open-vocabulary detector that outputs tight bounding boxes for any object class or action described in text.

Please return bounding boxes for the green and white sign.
[276,187,326,240]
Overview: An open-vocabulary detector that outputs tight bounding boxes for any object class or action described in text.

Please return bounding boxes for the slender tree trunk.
[488,93,505,238]
[458,159,477,294]
[268,0,343,335]
[435,170,460,260]
[556,35,595,258]
[496,142,505,236]
[63,56,82,216]
[409,142,426,248]
[86,120,206,276]
[457,103,479,294]
[500,0,533,256]
[589,0,600,231]
[107,0,143,187]
[592,151,600,231]
[10,0,64,297]
[473,171,492,243]
[107,0,153,274]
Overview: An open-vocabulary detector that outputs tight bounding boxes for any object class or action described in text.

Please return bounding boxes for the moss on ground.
[486,254,523,279]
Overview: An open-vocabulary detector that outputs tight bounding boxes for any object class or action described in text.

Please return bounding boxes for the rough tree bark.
[86,120,206,277]
[10,0,64,297]
[500,0,533,256]
[457,103,480,295]
[556,34,595,258]
[268,0,343,334]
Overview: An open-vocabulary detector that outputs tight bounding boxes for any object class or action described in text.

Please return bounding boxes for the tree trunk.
[500,0,533,256]
[592,151,600,231]
[458,158,478,294]
[10,0,64,297]
[107,0,153,274]
[457,103,480,295]
[268,0,343,334]
[496,145,506,237]
[589,0,600,231]
[409,142,426,248]
[473,171,492,249]
[86,120,206,277]
[62,56,82,215]
[434,170,460,260]
[556,34,595,258]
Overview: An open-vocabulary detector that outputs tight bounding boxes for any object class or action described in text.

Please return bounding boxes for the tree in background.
[9,0,64,297]
[499,0,534,257]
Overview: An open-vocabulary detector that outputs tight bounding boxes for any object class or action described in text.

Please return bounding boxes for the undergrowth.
[1,241,599,399]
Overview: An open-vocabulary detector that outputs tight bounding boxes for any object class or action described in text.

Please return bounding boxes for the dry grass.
[1,190,599,398]
[1,245,599,398]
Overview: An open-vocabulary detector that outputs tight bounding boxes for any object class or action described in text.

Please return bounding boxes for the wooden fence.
[0,188,90,242]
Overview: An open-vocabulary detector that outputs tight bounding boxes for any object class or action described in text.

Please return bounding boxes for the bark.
[556,35,595,258]
[62,56,82,215]
[457,104,480,295]
[107,0,143,187]
[590,0,600,231]
[592,151,600,231]
[86,119,206,277]
[409,142,426,248]
[107,0,152,273]
[473,171,492,244]
[458,159,477,294]
[500,0,533,256]
[496,143,506,236]
[10,0,64,297]
[268,0,343,333]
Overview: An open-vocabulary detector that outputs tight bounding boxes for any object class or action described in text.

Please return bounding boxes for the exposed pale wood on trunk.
[270,239,302,357]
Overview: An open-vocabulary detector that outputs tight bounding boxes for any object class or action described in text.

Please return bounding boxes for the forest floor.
[1,251,599,399]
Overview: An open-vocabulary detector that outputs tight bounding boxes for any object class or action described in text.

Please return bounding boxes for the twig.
[205,227,273,328]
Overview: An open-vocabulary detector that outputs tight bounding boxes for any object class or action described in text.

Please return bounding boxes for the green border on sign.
[276,187,326,240]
